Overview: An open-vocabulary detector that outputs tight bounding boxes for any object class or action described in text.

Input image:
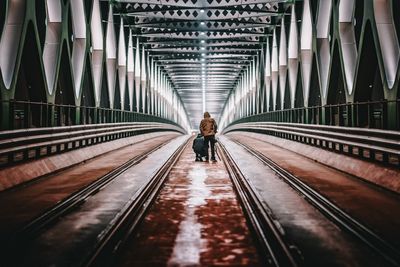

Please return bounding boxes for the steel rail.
[233,139,400,267]
[217,141,298,267]
[9,140,169,246]
[85,137,191,267]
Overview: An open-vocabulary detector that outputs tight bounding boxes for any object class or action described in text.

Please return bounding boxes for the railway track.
[3,138,181,266]
[18,143,167,238]
[90,138,307,267]
[5,134,396,266]
[86,137,190,266]
[230,139,400,267]
[218,142,299,267]
[89,137,300,266]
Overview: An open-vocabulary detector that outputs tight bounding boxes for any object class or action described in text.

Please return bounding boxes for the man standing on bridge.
[199,111,218,162]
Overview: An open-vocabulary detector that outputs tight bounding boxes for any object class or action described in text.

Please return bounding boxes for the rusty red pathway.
[117,141,262,266]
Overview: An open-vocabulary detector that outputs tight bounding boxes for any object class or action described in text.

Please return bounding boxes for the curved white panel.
[301,0,313,106]
[374,0,400,89]
[0,0,26,89]
[288,5,299,108]
[127,29,134,111]
[150,58,155,114]
[71,39,86,95]
[279,17,287,109]
[43,0,62,95]
[70,0,87,98]
[255,54,260,114]
[316,1,332,39]
[70,0,86,38]
[118,19,126,110]
[265,40,271,77]
[265,39,271,112]
[135,38,141,112]
[141,46,147,82]
[251,59,255,113]
[46,0,62,22]
[251,59,255,92]
[271,29,279,110]
[90,0,103,104]
[317,0,332,99]
[339,0,357,95]
[118,19,126,67]
[141,47,147,112]
[105,5,116,108]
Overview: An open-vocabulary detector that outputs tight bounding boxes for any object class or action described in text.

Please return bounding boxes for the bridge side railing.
[223,122,400,167]
[0,122,184,168]
[0,100,181,131]
[230,100,400,131]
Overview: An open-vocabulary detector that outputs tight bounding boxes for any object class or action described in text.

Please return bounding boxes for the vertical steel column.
[265,38,271,113]
[134,37,141,113]
[140,46,147,114]
[127,29,134,112]
[279,17,287,110]
[271,29,279,111]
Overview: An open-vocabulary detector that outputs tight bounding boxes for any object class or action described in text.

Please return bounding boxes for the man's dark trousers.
[204,135,216,160]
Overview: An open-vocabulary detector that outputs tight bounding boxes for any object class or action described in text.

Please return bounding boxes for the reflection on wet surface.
[168,166,208,266]
[0,135,178,236]
[117,141,261,266]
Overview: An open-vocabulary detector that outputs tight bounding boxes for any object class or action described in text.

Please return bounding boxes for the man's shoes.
[211,157,217,162]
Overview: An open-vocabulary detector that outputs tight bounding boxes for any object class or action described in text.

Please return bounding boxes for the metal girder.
[142,30,265,36]
[132,22,270,31]
[148,47,260,53]
[111,0,287,127]
[145,40,264,46]
[110,0,282,8]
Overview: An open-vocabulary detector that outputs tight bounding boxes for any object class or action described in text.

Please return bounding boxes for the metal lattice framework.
[111,0,287,126]
[219,0,400,130]
[1,0,399,131]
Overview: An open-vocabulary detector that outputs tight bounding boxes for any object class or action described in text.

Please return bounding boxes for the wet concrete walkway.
[117,139,261,266]
[226,132,400,250]
[13,136,189,267]
[219,135,394,266]
[0,134,179,237]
